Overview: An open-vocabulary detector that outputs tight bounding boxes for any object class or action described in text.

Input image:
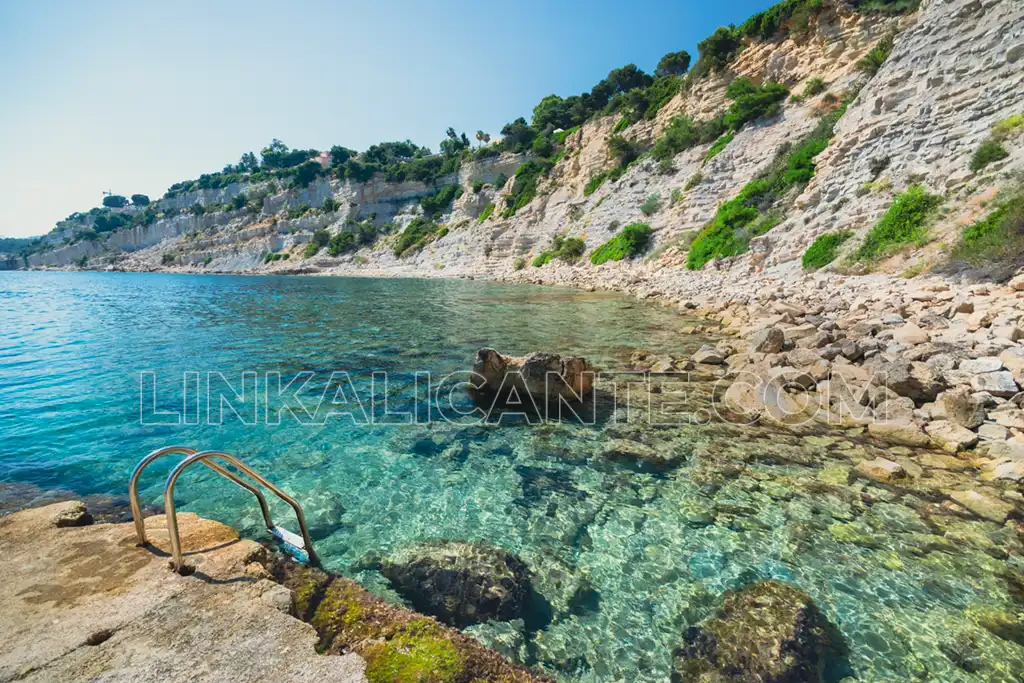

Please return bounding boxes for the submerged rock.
[672,579,847,683]
[366,540,534,628]
[471,348,593,403]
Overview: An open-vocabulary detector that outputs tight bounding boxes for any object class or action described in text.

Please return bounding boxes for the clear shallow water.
[1,271,1022,682]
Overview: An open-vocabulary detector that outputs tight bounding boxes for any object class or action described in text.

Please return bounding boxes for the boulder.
[893,323,930,346]
[994,409,1024,429]
[970,371,1019,398]
[672,580,847,683]
[367,541,533,628]
[959,357,1004,374]
[471,348,593,403]
[870,360,945,403]
[692,345,726,365]
[924,420,979,453]
[50,500,93,528]
[939,388,986,429]
[867,421,932,448]
[749,327,785,354]
[1000,347,1024,382]
[784,323,818,341]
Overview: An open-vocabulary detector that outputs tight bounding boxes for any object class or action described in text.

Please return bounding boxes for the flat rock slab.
[0,502,366,683]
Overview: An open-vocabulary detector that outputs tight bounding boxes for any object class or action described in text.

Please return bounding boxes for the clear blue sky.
[0,0,773,238]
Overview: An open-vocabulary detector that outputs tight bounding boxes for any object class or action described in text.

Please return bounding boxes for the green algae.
[364,619,466,683]
[818,465,852,486]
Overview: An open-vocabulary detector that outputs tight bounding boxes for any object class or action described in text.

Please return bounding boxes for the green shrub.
[686,199,760,269]
[161,252,177,265]
[532,234,586,266]
[740,0,826,40]
[852,185,942,261]
[557,237,586,262]
[642,75,682,119]
[650,116,698,161]
[471,181,485,193]
[501,161,547,217]
[287,203,312,220]
[970,139,1009,172]
[641,194,661,216]
[611,117,631,134]
[478,203,495,223]
[131,194,150,206]
[392,217,443,257]
[857,34,894,77]
[327,230,357,256]
[992,114,1024,140]
[692,26,742,79]
[705,132,735,161]
[802,77,827,97]
[531,135,555,158]
[606,134,643,169]
[304,228,330,258]
[685,172,704,190]
[947,186,1024,277]
[584,171,610,196]
[554,126,580,144]
[420,184,461,217]
[670,188,684,205]
[322,197,340,213]
[687,105,845,269]
[590,223,653,264]
[492,173,508,190]
[513,257,526,270]
[802,231,853,269]
[723,78,789,130]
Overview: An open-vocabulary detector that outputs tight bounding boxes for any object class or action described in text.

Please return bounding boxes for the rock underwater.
[470,348,594,404]
[672,579,849,683]
[360,540,536,629]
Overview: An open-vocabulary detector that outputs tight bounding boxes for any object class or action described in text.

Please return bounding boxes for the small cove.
[1,271,1022,682]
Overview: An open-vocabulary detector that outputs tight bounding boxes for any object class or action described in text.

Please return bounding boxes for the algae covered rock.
[671,579,848,683]
[269,555,551,682]
[368,540,534,628]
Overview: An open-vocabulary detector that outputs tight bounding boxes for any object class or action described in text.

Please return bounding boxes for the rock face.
[672,580,847,683]
[471,348,594,403]
[369,541,534,628]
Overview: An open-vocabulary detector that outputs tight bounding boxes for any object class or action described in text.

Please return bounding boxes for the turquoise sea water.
[1,271,1022,682]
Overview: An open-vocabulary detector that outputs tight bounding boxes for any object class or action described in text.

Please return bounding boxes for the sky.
[0,0,774,239]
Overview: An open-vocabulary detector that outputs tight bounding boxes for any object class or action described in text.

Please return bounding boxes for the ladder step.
[270,525,309,563]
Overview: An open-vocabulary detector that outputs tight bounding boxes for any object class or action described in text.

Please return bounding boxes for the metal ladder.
[129,446,319,573]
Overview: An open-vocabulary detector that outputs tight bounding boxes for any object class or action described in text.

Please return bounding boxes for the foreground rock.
[272,560,548,683]
[672,580,847,683]
[0,502,366,683]
[363,540,534,628]
[471,348,594,403]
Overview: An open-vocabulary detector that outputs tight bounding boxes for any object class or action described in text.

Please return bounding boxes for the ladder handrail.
[163,450,319,573]
[129,445,274,545]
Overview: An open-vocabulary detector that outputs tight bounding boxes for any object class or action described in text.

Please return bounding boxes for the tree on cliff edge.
[655,50,691,77]
[102,195,128,208]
